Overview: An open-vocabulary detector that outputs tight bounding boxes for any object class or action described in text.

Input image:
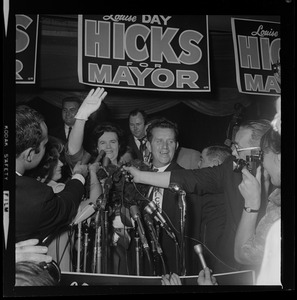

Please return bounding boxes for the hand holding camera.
[238,165,262,211]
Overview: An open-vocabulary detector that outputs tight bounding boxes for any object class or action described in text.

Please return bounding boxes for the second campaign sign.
[78,15,210,92]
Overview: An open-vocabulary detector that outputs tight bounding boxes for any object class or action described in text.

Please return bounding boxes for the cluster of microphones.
[71,150,208,270]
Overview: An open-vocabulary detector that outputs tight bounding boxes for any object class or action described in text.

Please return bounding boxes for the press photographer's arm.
[234,166,262,264]
[122,165,170,188]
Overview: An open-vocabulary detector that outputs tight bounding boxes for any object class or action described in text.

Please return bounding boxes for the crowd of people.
[15,87,281,287]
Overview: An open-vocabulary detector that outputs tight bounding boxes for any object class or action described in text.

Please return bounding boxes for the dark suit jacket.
[127,134,144,161]
[170,155,246,273]
[147,161,201,275]
[16,175,85,244]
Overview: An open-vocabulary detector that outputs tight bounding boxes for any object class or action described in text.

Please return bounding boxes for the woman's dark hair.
[91,122,127,160]
[16,105,45,158]
[25,136,63,183]
[260,127,281,155]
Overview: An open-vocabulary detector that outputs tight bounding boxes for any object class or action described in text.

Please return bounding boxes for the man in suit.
[141,118,201,276]
[49,96,98,181]
[15,88,105,245]
[50,97,81,144]
[124,119,272,274]
[127,109,150,163]
[16,104,88,244]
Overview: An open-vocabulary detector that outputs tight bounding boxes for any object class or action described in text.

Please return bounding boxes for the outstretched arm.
[68,87,107,155]
[122,165,171,188]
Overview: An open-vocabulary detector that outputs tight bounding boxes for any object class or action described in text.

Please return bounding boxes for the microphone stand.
[96,224,101,273]
[178,189,187,276]
[76,222,82,272]
[103,210,108,273]
[83,222,89,272]
[135,233,140,276]
[91,210,100,273]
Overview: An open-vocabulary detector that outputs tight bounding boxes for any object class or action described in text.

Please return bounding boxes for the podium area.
[60,270,255,286]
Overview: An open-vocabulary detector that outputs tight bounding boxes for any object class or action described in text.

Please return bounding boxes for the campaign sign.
[231,18,280,96]
[16,14,39,84]
[78,15,210,92]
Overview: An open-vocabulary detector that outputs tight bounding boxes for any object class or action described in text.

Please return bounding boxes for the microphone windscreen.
[144,213,153,226]
[102,156,110,167]
[168,182,182,193]
[95,150,106,163]
[72,203,96,225]
[129,205,140,220]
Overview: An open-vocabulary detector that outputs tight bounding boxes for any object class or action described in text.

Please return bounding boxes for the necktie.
[152,187,162,210]
[138,137,147,155]
[67,126,72,140]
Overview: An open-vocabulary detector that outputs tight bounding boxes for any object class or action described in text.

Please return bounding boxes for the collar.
[134,135,146,142]
[16,171,22,176]
[153,164,170,172]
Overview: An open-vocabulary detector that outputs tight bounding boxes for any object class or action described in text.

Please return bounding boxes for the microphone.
[129,205,150,250]
[144,213,163,255]
[102,156,110,168]
[194,244,207,269]
[71,195,104,225]
[168,182,186,195]
[144,201,177,243]
[95,150,106,163]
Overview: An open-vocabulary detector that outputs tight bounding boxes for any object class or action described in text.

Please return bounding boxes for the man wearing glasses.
[123,119,271,274]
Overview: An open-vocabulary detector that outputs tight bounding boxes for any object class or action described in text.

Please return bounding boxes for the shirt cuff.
[71,173,85,185]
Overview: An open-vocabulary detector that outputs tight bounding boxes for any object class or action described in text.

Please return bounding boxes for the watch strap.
[244,206,259,213]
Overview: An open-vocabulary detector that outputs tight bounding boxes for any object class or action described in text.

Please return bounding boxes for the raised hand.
[75,87,107,120]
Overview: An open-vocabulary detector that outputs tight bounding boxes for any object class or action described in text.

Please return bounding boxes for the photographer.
[234,126,281,273]
[123,119,271,273]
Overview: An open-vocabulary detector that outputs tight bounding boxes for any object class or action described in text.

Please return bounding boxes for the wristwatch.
[244,206,259,213]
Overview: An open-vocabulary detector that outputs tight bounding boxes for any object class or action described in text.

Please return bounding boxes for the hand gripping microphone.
[144,201,177,243]
[129,205,150,251]
[194,244,207,269]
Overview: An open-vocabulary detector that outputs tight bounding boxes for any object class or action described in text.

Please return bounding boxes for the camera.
[234,151,263,176]
[39,260,61,284]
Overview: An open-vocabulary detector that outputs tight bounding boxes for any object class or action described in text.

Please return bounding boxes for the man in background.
[127,109,150,163]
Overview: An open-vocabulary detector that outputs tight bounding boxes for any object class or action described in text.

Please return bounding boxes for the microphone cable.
[183,235,238,272]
